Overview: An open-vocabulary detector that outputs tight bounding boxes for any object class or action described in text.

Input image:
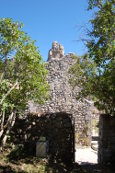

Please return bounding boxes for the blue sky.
[0,0,94,61]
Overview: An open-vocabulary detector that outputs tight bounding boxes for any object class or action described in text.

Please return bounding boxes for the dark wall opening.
[10,112,75,165]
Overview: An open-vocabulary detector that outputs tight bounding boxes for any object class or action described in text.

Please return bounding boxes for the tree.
[69,0,115,115]
[0,18,49,146]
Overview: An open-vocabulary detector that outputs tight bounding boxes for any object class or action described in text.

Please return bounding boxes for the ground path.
[74,146,114,173]
[75,147,98,164]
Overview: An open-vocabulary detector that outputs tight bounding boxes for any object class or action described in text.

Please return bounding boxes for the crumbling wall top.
[48,41,64,61]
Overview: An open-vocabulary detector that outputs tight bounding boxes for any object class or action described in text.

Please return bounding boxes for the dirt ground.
[75,147,98,164]
[0,145,114,173]
[74,146,114,173]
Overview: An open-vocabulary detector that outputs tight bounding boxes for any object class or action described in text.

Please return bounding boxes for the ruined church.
[29,41,92,146]
[11,42,115,164]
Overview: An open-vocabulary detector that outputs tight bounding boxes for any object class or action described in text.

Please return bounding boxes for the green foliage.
[87,0,115,65]
[0,18,48,109]
[0,18,49,144]
[69,0,115,115]
[88,0,103,9]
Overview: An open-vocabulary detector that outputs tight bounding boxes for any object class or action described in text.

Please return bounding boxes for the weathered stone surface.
[48,41,64,60]
[29,41,92,146]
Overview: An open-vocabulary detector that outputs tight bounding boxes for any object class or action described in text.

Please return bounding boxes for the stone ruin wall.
[29,41,92,146]
[98,114,115,164]
[11,112,75,164]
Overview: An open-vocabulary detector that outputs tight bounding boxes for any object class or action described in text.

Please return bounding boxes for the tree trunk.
[1,110,5,129]
[0,110,5,139]
[1,111,16,146]
[0,129,4,139]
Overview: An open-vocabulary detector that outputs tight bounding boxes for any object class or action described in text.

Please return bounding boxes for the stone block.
[36,138,48,158]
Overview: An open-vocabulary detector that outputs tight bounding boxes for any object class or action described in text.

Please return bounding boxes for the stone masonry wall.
[11,112,74,165]
[98,114,115,164]
[29,41,92,145]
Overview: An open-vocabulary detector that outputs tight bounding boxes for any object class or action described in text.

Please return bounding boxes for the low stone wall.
[98,114,115,164]
[10,112,75,165]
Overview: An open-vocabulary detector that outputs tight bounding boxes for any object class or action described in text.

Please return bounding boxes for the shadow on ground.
[75,163,115,173]
[0,165,16,173]
[1,153,115,173]
[0,165,27,173]
[3,144,114,173]
[5,145,73,173]
[7,150,74,173]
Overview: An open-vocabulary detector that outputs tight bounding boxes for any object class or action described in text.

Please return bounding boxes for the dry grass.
[0,145,50,173]
[1,144,113,173]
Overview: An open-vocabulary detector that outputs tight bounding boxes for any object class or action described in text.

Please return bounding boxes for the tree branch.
[0,72,4,84]
[1,110,5,129]
[0,80,18,105]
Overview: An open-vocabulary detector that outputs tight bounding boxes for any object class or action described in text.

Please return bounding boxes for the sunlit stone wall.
[29,41,92,146]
